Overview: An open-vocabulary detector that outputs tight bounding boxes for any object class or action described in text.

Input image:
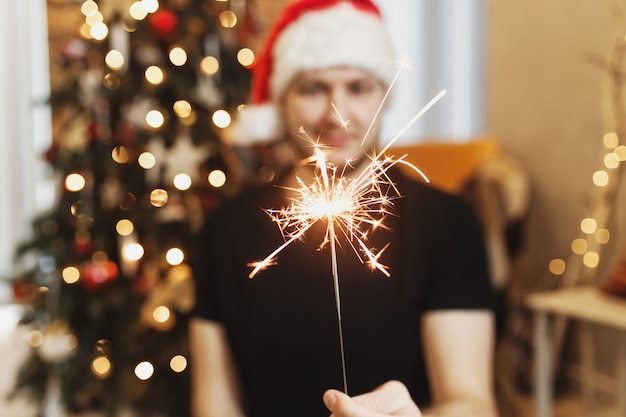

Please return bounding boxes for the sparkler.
[247,60,447,393]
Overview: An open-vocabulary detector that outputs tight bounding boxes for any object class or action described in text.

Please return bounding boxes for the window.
[0,0,53,279]
[376,0,487,145]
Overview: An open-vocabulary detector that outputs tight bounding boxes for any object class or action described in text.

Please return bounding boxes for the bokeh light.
[134,361,154,380]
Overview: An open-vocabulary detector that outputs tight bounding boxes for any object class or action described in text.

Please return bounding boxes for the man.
[189,1,498,416]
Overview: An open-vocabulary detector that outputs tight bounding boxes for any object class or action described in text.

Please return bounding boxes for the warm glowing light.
[166,247,185,265]
[212,109,231,128]
[237,48,255,67]
[112,146,130,163]
[603,132,619,149]
[580,217,597,234]
[65,173,86,192]
[129,1,149,20]
[105,50,125,70]
[92,357,112,378]
[593,170,609,186]
[145,65,164,85]
[95,339,112,357]
[594,228,610,244]
[219,10,238,28]
[615,145,626,161]
[134,361,154,380]
[170,355,187,373]
[116,219,134,236]
[62,266,81,284]
[80,23,93,39]
[604,153,620,169]
[169,46,188,66]
[90,21,108,40]
[583,251,600,268]
[28,330,43,347]
[173,173,192,190]
[570,238,587,255]
[104,73,121,90]
[146,109,165,128]
[124,243,145,261]
[153,306,171,323]
[173,100,192,118]
[141,0,159,13]
[150,189,168,207]
[81,0,98,16]
[138,152,156,169]
[548,258,566,275]
[200,56,219,75]
[86,11,104,26]
[208,169,227,188]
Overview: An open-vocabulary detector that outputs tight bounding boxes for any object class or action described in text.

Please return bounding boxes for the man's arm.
[188,317,246,417]
[420,310,498,417]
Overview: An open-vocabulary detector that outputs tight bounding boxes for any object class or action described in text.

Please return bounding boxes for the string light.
[570,238,587,255]
[173,173,192,190]
[166,248,185,265]
[592,170,609,186]
[170,355,187,373]
[123,243,145,262]
[149,189,168,207]
[173,100,192,118]
[208,169,226,188]
[134,361,154,380]
[65,173,86,192]
[145,109,165,129]
[152,306,171,323]
[237,48,255,67]
[169,46,188,66]
[200,56,219,75]
[129,2,149,20]
[219,10,237,28]
[115,219,134,236]
[138,152,156,169]
[62,266,81,284]
[112,146,130,163]
[580,217,597,234]
[603,152,620,169]
[145,65,165,85]
[548,258,566,275]
[92,356,112,378]
[212,109,231,128]
[603,132,619,148]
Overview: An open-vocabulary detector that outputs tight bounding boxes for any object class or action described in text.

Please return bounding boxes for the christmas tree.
[9,0,257,415]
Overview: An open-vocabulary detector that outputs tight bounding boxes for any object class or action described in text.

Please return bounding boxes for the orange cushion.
[386,136,498,193]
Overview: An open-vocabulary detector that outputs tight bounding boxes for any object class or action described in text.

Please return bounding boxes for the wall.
[490,0,626,294]
[489,0,626,383]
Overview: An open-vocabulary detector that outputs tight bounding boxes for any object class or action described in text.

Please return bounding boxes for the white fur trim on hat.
[230,103,280,146]
[270,2,396,101]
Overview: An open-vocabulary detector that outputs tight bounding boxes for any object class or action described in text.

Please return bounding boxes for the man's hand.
[323,380,422,417]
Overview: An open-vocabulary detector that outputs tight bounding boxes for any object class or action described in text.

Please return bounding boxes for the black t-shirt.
[192,168,494,417]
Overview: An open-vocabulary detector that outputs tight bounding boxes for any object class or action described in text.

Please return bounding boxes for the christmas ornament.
[159,132,210,186]
[149,8,179,40]
[82,259,119,292]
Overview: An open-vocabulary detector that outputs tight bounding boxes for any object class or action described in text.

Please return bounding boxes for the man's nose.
[327,90,350,127]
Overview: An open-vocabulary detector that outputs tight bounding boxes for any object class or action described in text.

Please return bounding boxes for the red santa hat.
[232,0,396,145]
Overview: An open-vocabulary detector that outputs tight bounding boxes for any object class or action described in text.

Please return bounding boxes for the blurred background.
[1,0,626,416]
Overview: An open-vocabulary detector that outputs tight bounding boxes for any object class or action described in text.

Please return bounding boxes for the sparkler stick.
[247,62,447,392]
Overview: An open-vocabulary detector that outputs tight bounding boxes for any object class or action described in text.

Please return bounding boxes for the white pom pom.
[229,103,280,146]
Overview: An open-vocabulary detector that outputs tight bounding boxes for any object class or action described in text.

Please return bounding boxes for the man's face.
[281,67,387,167]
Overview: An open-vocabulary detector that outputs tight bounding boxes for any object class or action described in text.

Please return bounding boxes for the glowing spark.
[332,102,351,129]
[248,58,447,393]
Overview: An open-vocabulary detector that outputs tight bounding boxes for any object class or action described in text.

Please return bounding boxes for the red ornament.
[149,9,179,40]
[82,261,119,292]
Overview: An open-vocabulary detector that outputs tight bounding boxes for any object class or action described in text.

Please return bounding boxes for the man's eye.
[297,83,325,95]
[349,82,375,95]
